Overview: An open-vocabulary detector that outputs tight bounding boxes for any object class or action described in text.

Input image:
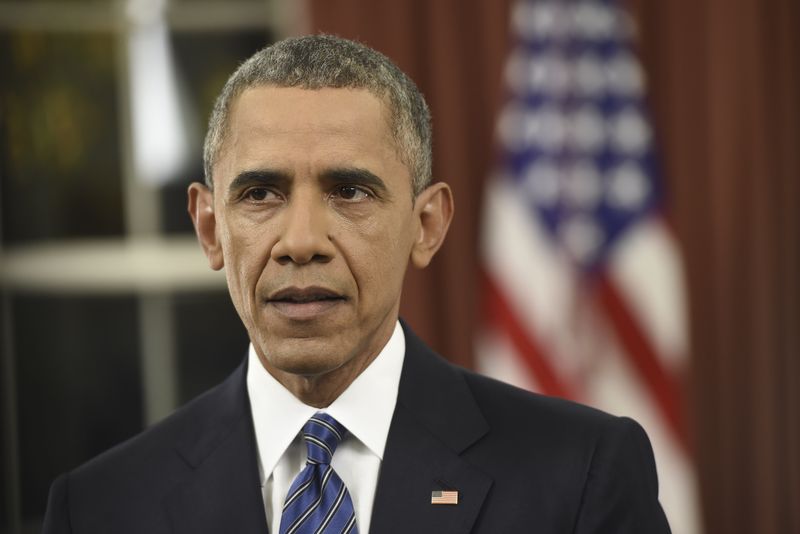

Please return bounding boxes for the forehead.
[216,86,404,186]
[234,85,390,127]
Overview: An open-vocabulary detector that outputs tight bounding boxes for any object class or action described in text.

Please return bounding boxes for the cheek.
[344,214,414,292]
[220,221,274,306]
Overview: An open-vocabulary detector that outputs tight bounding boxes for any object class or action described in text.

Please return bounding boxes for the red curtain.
[629,0,800,532]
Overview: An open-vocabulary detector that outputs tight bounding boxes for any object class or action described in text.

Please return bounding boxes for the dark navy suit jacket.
[43,324,671,533]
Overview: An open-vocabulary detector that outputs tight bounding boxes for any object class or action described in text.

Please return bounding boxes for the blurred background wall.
[1,0,797,533]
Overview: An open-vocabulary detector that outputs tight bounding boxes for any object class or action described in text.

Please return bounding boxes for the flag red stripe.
[595,273,689,452]
[483,270,575,399]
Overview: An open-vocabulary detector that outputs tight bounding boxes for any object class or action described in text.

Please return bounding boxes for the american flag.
[431,490,459,505]
[477,1,702,532]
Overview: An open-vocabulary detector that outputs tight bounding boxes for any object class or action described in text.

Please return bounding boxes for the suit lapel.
[370,325,493,534]
[166,363,268,534]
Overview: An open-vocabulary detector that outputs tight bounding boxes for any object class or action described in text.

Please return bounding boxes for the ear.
[187,182,224,270]
[410,182,454,269]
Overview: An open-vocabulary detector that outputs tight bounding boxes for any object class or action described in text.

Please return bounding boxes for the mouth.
[265,286,347,320]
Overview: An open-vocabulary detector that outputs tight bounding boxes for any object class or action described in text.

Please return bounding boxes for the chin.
[261,340,347,377]
[280,356,342,377]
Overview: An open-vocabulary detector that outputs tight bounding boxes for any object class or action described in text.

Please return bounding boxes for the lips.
[268,286,345,303]
[265,286,346,320]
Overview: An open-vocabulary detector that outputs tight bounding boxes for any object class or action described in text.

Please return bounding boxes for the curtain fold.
[628,0,800,532]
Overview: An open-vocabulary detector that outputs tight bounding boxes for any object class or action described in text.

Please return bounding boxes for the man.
[43,35,671,533]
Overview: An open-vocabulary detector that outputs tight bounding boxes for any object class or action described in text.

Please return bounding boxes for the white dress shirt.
[247,321,405,534]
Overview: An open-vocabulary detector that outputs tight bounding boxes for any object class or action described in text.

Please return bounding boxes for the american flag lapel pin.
[431,490,459,505]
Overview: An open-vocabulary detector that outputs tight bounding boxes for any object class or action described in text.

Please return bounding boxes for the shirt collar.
[247,321,405,481]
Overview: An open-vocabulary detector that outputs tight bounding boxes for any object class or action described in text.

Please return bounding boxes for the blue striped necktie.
[279,413,359,534]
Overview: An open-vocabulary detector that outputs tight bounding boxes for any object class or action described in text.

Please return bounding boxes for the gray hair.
[203,34,432,196]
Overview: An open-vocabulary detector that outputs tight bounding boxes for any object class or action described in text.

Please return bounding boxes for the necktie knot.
[302,412,347,465]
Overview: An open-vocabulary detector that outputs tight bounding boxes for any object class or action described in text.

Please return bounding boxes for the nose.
[270,189,335,265]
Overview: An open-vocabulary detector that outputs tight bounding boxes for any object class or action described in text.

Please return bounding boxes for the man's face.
[199,87,424,386]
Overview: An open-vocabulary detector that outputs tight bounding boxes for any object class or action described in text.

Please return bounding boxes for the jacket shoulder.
[461,367,618,434]
[457,365,650,467]
[75,364,244,478]
[455,366,669,533]
[44,364,248,533]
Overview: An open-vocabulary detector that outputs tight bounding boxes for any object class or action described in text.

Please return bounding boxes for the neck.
[266,350,381,407]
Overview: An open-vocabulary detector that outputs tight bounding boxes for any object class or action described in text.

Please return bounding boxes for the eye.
[334,185,370,201]
[243,187,277,202]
